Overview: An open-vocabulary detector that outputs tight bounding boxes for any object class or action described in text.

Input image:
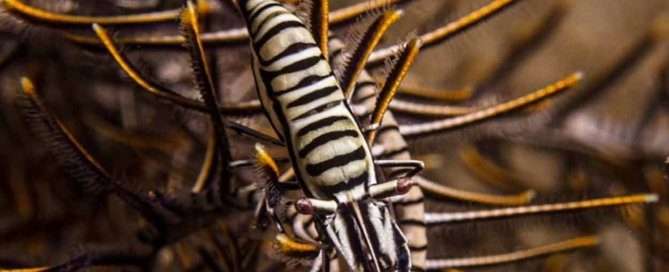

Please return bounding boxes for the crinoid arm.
[400,72,583,138]
[92,23,286,146]
[181,0,232,164]
[416,176,536,206]
[1,0,191,25]
[17,79,167,224]
[16,77,112,195]
[424,193,658,224]
[91,23,263,114]
[365,38,422,144]
[305,0,330,59]
[368,0,520,65]
[53,0,414,46]
[191,126,219,194]
[338,9,403,100]
[397,84,473,103]
[425,235,599,269]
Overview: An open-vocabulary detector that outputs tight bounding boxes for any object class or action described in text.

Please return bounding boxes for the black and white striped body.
[333,36,427,271]
[238,0,409,270]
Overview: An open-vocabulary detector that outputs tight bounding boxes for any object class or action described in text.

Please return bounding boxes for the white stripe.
[310,160,368,186]
[294,118,352,152]
[270,59,332,92]
[304,135,361,165]
[245,0,268,12]
[259,27,315,60]
[283,90,342,120]
[250,4,285,33]
[264,47,322,72]
[277,74,335,99]
[254,13,301,42]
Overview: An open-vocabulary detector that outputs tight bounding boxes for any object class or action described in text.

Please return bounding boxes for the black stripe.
[320,171,369,196]
[353,91,377,104]
[296,116,348,137]
[251,7,284,36]
[329,48,343,60]
[261,56,322,82]
[255,21,304,52]
[238,0,253,18]
[377,124,400,135]
[298,130,358,158]
[397,219,425,227]
[288,209,298,222]
[303,216,314,228]
[245,189,255,207]
[341,209,367,270]
[388,168,408,179]
[352,82,378,103]
[287,86,339,109]
[259,42,316,66]
[249,2,282,24]
[358,109,372,118]
[275,74,332,96]
[291,100,341,121]
[360,203,384,265]
[306,146,367,176]
[377,146,409,159]
[411,266,426,272]
[251,5,287,35]
[394,196,424,206]
[206,188,217,206]
[357,80,376,89]
[409,243,428,251]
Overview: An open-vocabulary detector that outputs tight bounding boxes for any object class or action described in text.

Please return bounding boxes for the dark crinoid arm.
[16,77,112,195]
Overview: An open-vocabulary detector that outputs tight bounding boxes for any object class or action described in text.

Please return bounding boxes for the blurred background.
[0,0,668,271]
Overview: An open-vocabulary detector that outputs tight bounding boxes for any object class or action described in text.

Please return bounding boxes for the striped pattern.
[330,38,428,271]
[240,1,410,271]
[353,73,427,271]
[241,0,370,201]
